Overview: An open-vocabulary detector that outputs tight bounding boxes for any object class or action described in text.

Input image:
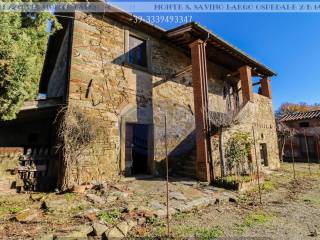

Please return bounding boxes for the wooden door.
[125,124,134,175]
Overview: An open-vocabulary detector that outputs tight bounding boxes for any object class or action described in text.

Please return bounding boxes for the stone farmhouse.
[281,110,320,162]
[0,6,280,190]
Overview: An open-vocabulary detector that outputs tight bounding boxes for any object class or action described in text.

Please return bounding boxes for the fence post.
[290,136,296,179]
[164,115,170,236]
[317,135,320,170]
[252,126,262,204]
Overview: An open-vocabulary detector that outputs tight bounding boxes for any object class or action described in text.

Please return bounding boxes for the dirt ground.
[0,163,319,239]
[139,163,320,239]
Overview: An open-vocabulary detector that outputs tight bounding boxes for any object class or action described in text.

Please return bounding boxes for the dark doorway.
[260,143,268,166]
[125,123,149,175]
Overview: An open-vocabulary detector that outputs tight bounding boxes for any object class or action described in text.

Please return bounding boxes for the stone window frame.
[124,29,152,72]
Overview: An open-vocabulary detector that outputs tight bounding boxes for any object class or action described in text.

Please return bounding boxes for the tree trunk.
[278,137,284,163]
[219,128,227,177]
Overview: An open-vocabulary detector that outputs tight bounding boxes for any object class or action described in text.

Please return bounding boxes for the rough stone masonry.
[63,11,279,185]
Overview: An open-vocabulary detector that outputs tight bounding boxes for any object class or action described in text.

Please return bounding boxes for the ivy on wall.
[225,131,252,175]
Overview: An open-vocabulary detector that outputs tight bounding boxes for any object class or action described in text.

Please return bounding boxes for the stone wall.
[212,93,280,177]
[66,12,230,183]
[249,94,280,170]
[65,12,279,184]
[283,119,320,160]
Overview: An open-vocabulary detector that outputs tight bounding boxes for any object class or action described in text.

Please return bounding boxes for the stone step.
[176,161,195,168]
[176,163,195,170]
[183,156,195,161]
[176,165,195,173]
[177,158,194,161]
[175,171,196,178]
[181,165,195,172]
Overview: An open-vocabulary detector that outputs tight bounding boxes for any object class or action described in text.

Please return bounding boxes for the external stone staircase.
[171,102,250,179]
[171,148,196,178]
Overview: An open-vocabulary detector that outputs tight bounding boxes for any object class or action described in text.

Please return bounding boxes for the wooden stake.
[252,126,262,204]
[317,135,320,170]
[164,115,170,236]
[303,129,311,175]
[290,136,296,179]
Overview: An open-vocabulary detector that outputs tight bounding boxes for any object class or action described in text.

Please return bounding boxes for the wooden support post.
[239,66,253,104]
[317,136,320,170]
[260,77,272,99]
[252,126,262,204]
[189,39,211,182]
[164,115,170,236]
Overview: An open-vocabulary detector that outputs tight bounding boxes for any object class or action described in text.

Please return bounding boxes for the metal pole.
[290,136,296,180]
[303,129,311,175]
[164,115,170,236]
[252,126,262,204]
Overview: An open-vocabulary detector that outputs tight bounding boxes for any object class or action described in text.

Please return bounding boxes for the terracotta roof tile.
[280,110,320,122]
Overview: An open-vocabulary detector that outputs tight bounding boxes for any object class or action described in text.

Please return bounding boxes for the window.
[299,122,310,127]
[224,85,240,111]
[223,86,228,99]
[232,86,240,108]
[128,34,147,67]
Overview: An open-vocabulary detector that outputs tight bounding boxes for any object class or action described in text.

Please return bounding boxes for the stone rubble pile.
[13,180,238,239]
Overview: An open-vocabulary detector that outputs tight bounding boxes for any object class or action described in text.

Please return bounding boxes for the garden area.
[0,162,319,239]
[142,162,320,239]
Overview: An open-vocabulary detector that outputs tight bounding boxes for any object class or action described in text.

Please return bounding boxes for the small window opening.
[232,85,240,108]
[128,35,147,67]
[299,122,310,128]
[223,86,228,99]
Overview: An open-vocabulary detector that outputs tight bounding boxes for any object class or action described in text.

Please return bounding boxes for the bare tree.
[56,105,103,191]
[209,110,239,177]
[276,121,291,162]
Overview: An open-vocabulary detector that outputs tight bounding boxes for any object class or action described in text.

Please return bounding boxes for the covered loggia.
[0,101,62,191]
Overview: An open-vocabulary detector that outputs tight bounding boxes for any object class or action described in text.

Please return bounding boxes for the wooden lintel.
[252,81,261,86]
[172,65,192,78]
[224,70,239,78]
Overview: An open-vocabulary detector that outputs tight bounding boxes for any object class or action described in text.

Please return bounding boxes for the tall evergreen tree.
[0,7,60,120]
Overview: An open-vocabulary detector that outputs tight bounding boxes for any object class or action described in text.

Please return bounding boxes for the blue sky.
[110,1,320,110]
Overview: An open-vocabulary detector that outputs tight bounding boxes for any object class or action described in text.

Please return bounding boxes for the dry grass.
[0,163,319,239]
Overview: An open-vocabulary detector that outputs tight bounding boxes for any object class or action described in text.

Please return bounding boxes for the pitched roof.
[280,110,320,122]
[104,3,276,77]
[166,22,276,77]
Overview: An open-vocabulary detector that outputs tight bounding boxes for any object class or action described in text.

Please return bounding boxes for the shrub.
[225,131,252,175]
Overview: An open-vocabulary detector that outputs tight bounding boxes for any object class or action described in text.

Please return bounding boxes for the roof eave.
[96,3,276,77]
[166,22,276,77]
